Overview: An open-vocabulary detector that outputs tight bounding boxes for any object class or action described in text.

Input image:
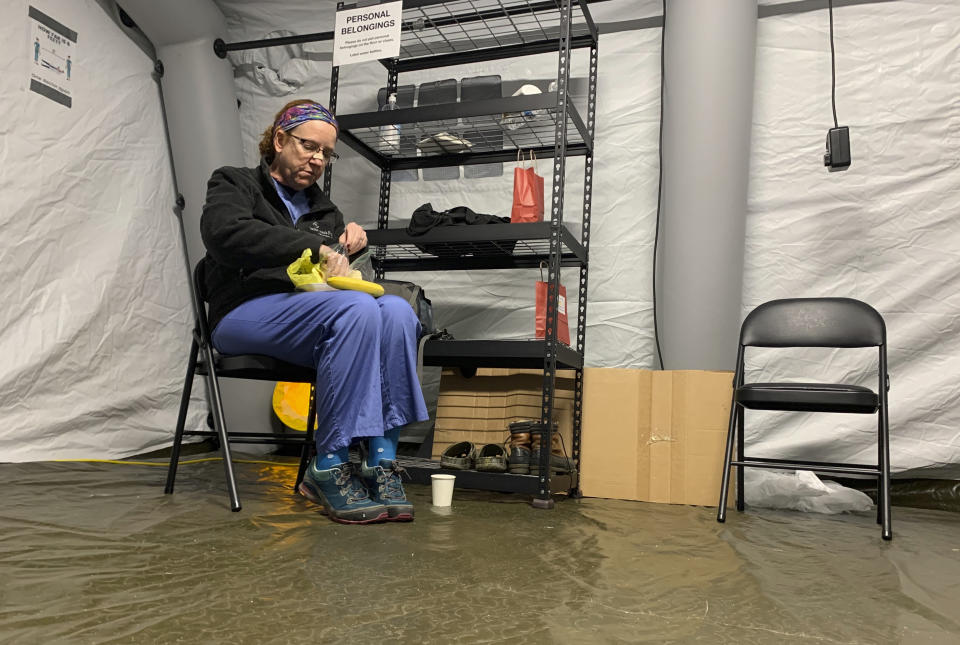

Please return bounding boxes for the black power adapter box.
[824,126,851,171]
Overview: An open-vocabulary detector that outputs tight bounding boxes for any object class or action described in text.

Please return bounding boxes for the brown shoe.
[530,423,574,476]
[508,421,534,474]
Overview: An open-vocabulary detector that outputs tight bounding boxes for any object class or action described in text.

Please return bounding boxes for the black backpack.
[376,279,436,336]
[376,279,452,383]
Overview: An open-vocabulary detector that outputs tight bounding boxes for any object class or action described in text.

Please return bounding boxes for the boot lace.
[335,464,371,505]
[379,463,408,503]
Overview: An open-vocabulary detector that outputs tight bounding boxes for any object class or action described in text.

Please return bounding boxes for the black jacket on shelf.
[199,159,345,331]
[406,203,514,256]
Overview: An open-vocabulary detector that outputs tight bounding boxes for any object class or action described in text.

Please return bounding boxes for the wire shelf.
[398,0,596,64]
[336,93,590,167]
[367,222,586,270]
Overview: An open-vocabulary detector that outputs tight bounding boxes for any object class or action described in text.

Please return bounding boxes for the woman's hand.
[339,222,367,255]
[320,247,350,277]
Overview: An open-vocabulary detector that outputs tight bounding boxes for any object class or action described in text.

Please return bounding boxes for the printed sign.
[332,1,403,67]
[28,6,77,108]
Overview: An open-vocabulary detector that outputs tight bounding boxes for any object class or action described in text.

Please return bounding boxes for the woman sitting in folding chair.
[200,99,428,525]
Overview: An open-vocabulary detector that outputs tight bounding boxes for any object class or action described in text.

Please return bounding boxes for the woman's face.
[270,120,338,191]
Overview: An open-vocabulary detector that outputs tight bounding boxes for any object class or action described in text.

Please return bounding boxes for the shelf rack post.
[375,60,400,280]
[533,0,575,508]
[570,41,599,496]
[323,62,340,197]
[323,1,346,199]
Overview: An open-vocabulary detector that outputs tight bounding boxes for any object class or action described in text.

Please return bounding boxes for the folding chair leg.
[876,416,883,525]
[881,484,892,541]
[717,404,740,523]
[295,385,317,490]
[736,406,745,512]
[879,411,893,540]
[876,471,885,527]
[201,345,242,512]
[166,338,199,494]
[876,482,883,525]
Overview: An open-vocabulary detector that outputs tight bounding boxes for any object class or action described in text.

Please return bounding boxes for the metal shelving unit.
[336,93,591,168]
[328,0,598,506]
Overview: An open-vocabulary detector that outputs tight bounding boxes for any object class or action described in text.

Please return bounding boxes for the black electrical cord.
[651,0,666,371]
[828,0,838,128]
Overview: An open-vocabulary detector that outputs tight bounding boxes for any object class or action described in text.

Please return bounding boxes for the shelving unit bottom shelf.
[423,339,583,369]
[397,456,578,496]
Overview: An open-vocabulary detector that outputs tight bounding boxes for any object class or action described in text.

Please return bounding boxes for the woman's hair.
[258,99,319,163]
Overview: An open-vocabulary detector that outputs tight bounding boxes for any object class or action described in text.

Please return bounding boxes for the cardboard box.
[432,368,576,459]
[580,368,733,507]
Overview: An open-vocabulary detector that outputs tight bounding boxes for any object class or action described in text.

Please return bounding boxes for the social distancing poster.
[28,6,77,108]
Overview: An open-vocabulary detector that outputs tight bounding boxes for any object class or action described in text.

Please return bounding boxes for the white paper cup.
[431,474,456,507]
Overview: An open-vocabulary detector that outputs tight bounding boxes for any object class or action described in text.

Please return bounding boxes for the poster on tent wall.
[27,6,77,108]
[332,0,402,66]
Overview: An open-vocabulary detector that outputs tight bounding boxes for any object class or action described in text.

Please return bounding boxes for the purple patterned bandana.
[275,102,338,133]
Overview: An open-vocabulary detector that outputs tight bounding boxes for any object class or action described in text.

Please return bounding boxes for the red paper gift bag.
[535,280,571,345]
[511,150,544,223]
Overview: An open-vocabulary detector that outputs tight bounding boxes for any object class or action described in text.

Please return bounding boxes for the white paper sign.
[27,6,78,108]
[333,1,403,67]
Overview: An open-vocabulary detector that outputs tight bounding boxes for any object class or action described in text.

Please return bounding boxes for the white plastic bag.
[743,469,874,514]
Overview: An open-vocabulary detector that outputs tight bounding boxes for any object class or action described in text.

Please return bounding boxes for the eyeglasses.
[287,133,340,165]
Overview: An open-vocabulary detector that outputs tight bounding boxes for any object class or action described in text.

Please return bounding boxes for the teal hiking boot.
[361,459,414,522]
[298,460,389,525]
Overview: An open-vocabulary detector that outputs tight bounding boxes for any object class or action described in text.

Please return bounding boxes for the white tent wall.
[213,0,960,479]
[745,0,960,477]
[0,0,202,461]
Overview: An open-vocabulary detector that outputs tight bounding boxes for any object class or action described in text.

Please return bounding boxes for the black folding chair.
[165,260,316,511]
[716,297,892,540]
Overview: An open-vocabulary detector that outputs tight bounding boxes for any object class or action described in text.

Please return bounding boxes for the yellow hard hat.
[271,381,313,432]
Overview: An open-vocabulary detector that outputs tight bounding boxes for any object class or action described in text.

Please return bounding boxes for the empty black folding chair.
[716,297,892,540]
[165,260,317,511]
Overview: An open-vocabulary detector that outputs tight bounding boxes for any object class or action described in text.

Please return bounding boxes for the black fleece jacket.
[199,159,345,331]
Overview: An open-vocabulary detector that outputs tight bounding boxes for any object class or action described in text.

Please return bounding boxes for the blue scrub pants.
[211,291,429,453]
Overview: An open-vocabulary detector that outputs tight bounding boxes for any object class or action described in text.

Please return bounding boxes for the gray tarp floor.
[2,457,959,644]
